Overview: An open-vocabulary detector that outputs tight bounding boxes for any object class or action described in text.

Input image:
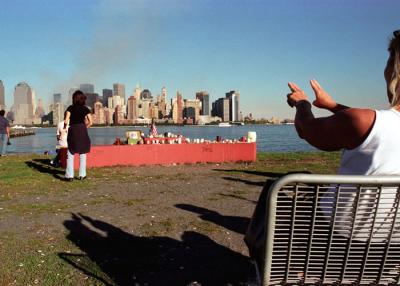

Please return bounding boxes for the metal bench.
[261,174,400,285]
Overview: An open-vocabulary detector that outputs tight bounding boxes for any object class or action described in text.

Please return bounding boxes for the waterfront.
[6,124,317,154]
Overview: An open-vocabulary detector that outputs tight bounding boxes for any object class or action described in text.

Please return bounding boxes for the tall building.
[161,86,167,101]
[79,83,94,94]
[35,98,45,119]
[12,82,36,124]
[49,102,63,125]
[140,89,152,100]
[172,92,183,124]
[113,83,125,103]
[67,87,78,106]
[108,95,124,109]
[102,89,113,107]
[184,99,201,123]
[0,80,5,110]
[93,102,105,125]
[196,91,210,116]
[53,93,62,104]
[225,90,240,122]
[127,96,137,120]
[212,98,230,122]
[85,93,100,110]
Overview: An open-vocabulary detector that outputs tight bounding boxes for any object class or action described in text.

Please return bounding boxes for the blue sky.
[0,0,399,119]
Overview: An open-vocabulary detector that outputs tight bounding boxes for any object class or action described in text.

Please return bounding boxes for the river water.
[7,125,318,154]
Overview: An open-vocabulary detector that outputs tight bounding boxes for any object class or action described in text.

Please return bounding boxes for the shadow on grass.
[59,213,254,286]
[25,159,65,179]
[213,169,286,178]
[217,193,257,204]
[221,176,265,187]
[175,204,250,235]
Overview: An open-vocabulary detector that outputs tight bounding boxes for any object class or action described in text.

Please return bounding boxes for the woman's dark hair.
[0,110,5,116]
[72,90,86,106]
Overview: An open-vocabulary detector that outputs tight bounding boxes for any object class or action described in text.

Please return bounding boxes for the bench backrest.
[263,174,400,285]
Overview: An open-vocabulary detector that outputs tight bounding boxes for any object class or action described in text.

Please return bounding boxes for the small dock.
[10,129,36,138]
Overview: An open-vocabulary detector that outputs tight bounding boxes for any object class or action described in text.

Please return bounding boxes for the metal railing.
[262,174,400,285]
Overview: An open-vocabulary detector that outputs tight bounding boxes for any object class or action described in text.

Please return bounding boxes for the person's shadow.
[59,213,255,286]
[25,158,64,178]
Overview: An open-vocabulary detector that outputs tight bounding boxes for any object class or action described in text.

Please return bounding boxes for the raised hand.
[310,79,337,110]
[287,82,309,107]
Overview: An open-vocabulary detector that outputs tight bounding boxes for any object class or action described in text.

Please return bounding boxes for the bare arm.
[6,126,10,139]
[86,113,93,128]
[64,111,71,129]
[288,82,375,151]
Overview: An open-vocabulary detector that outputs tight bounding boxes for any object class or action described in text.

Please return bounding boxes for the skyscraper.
[113,83,125,102]
[127,96,137,120]
[0,80,5,110]
[79,83,95,94]
[196,91,210,116]
[102,89,113,107]
[212,98,230,122]
[53,93,61,104]
[13,82,35,124]
[85,93,101,110]
[225,90,240,122]
[172,92,183,124]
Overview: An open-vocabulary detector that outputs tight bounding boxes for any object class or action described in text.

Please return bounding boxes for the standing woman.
[64,90,92,181]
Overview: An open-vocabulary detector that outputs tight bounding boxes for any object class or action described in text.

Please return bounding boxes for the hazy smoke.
[50,0,188,105]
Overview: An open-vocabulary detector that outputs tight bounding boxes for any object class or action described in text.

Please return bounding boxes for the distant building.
[114,105,125,125]
[161,86,167,101]
[225,90,240,122]
[113,83,125,103]
[49,102,64,125]
[196,91,210,116]
[53,93,62,104]
[79,83,94,94]
[12,82,36,125]
[85,93,101,111]
[212,97,230,122]
[108,95,124,110]
[140,89,152,100]
[184,99,201,124]
[35,98,46,119]
[172,92,183,124]
[102,89,113,107]
[0,80,5,110]
[93,102,105,125]
[127,96,137,120]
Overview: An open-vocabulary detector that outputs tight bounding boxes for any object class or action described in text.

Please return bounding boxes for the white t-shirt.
[334,109,400,241]
[338,109,400,175]
[56,121,68,149]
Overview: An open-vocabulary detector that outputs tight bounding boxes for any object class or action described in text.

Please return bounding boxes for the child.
[51,119,68,167]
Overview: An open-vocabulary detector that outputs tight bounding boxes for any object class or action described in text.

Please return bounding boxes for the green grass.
[0,151,341,285]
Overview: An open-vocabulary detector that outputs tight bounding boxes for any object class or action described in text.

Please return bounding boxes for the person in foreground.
[287,30,400,175]
[0,110,10,156]
[64,90,92,181]
[244,30,400,268]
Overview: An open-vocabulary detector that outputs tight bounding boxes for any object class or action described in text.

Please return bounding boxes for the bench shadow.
[175,204,250,235]
[59,213,255,286]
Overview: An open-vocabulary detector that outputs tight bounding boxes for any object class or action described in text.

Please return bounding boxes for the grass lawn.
[0,152,340,286]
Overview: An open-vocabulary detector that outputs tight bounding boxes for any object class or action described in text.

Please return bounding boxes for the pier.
[10,128,36,138]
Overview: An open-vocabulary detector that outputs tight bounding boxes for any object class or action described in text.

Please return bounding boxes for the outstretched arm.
[287,82,375,151]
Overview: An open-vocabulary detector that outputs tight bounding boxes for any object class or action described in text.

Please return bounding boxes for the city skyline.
[0,0,399,119]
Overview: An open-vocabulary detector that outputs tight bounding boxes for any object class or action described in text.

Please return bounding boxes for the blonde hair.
[388,31,400,106]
